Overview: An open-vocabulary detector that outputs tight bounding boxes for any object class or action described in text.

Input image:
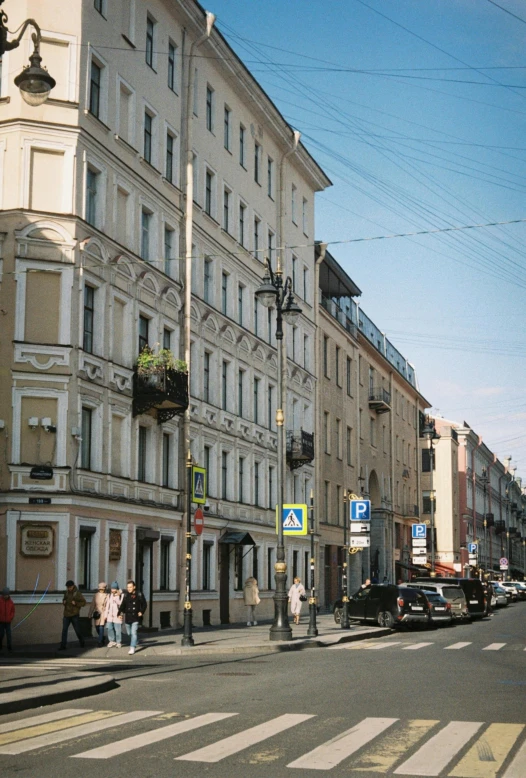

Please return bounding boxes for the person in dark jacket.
[59,580,86,650]
[0,587,15,652]
[118,580,146,655]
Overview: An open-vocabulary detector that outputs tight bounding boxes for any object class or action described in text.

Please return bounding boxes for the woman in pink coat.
[88,582,108,647]
[103,581,124,648]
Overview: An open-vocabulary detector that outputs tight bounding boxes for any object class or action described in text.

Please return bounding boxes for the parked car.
[497,582,519,602]
[421,591,453,626]
[511,582,526,601]
[493,585,508,607]
[333,584,430,628]
[406,582,469,622]
[490,582,512,603]
[413,577,486,619]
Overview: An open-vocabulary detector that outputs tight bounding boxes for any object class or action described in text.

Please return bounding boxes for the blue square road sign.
[350,500,371,521]
[411,524,427,539]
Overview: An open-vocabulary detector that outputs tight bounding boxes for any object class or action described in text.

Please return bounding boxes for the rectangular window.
[206,85,214,132]
[292,255,297,292]
[203,351,210,403]
[138,315,149,353]
[146,17,155,68]
[254,299,259,337]
[94,0,104,15]
[141,209,151,260]
[291,184,297,223]
[324,481,330,521]
[267,547,274,588]
[254,142,261,183]
[224,106,231,150]
[86,167,98,227]
[323,336,329,377]
[89,60,101,117]
[205,169,213,216]
[202,542,213,590]
[222,361,228,411]
[346,426,352,465]
[163,327,171,350]
[204,258,212,304]
[303,334,309,370]
[221,272,228,315]
[267,308,272,345]
[267,230,275,263]
[253,217,260,259]
[81,407,93,469]
[422,491,436,514]
[302,197,308,234]
[324,411,330,454]
[336,419,342,459]
[238,456,245,503]
[162,433,170,487]
[268,385,273,430]
[335,346,340,386]
[164,226,173,275]
[303,267,308,301]
[193,67,198,115]
[238,284,244,325]
[346,357,352,396]
[192,152,198,201]
[238,369,244,417]
[223,188,230,232]
[254,378,260,424]
[252,546,259,580]
[204,445,211,496]
[78,529,94,590]
[422,449,435,472]
[137,426,147,481]
[267,157,273,198]
[370,417,376,447]
[221,451,228,499]
[239,125,246,167]
[168,42,176,91]
[160,540,170,590]
[83,285,95,353]
[268,466,274,509]
[234,545,243,591]
[144,111,153,163]
[292,327,297,362]
[239,203,246,246]
[166,132,174,183]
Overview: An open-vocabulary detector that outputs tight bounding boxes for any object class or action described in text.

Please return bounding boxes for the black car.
[420,591,453,626]
[413,577,486,619]
[333,584,430,628]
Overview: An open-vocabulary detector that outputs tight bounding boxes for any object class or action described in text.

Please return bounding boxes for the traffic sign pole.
[181,451,194,647]
[341,491,350,630]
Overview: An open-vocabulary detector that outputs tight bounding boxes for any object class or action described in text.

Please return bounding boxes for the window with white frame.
[143,110,154,163]
[237,283,244,325]
[221,271,228,314]
[160,537,171,590]
[85,166,99,227]
[141,208,152,260]
[162,432,172,487]
[254,461,260,506]
[138,314,149,353]
[302,197,308,234]
[166,131,175,183]
[137,425,148,481]
[291,184,297,224]
[224,105,231,150]
[89,59,102,118]
[164,226,174,275]
[239,124,246,167]
[167,41,177,92]
[239,202,246,246]
[206,85,214,132]
[221,450,229,499]
[223,186,231,232]
[253,216,261,259]
[303,266,308,301]
[267,156,274,198]
[78,526,96,589]
[203,351,211,403]
[146,15,155,69]
[221,360,228,410]
[202,540,214,590]
[205,168,214,217]
[81,407,93,469]
[254,141,261,183]
[238,455,245,503]
[83,285,95,353]
[204,257,213,304]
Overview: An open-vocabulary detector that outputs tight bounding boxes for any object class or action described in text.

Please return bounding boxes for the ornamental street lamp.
[341,490,350,629]
[0,1,56,105]
[307,489,318,637]
[422,420,440,576]
[255,256,301,641]
[481,467,489,577]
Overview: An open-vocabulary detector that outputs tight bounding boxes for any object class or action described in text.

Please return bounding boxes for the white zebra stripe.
[393,720,484,776]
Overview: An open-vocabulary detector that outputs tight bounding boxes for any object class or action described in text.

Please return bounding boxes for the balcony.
[286,430,314,471]
[132,367,189,424]
[368,387,391,414]
[484,513,495,528]
[494,520,506,535]
[400,505,420,518]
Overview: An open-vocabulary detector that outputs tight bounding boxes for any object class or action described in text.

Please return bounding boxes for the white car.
[495,581,518,601]
[493,586,508,607]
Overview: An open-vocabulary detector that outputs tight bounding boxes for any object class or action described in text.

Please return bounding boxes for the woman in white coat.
[288,577,306,625]
[243,577,260,626]
[88,582,108,647]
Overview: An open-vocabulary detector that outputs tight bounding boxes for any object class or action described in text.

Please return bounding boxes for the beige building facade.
[0,0,330,643]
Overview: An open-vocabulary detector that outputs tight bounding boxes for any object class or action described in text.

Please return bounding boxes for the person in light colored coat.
[243,577,260,626]
[288,577,306,625]
[88,582,109,647]
[103,582,124,648]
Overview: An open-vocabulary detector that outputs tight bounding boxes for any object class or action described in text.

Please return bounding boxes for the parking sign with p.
[350,500,371,521]
[412,524,427,539]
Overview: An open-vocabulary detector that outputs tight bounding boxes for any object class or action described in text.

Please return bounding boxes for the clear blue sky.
[209,0,526,476]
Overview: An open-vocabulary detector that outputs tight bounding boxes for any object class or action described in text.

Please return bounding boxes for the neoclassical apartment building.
[0,0,330,642]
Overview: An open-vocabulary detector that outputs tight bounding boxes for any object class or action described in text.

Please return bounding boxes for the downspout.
[179,10,215,627]
[314,242,327,603]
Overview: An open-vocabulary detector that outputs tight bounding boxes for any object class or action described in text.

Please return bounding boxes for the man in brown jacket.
[59,580,86,650]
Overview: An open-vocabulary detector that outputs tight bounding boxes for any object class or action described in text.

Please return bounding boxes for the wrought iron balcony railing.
[286,430,314,470]
[133,367,189,424]
[368,387,391,414]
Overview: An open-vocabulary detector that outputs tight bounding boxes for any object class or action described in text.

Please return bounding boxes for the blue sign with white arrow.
[350,500,371,521]
[412,524,427,539]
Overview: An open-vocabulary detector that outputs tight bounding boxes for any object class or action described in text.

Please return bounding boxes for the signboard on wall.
[109,529,122,561]
[20,525,54,557]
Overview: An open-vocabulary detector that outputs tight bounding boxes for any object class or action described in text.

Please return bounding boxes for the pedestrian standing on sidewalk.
[88,582,109,647]
[104,582,124,648]
[59,580,86,650]
[243,577,260,626]
[288,577,306,625]
[0,587,15,652]
[118,580,146,655]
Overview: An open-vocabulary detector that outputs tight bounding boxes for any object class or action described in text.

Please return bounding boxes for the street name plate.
[412,538,426,547]
[350,536,370,548]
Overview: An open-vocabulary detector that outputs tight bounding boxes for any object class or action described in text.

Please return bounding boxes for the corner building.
[0,0,330,642]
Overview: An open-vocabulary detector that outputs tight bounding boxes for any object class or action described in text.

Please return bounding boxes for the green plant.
[136,346,187,374]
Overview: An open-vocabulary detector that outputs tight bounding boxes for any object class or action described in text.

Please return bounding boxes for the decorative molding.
[79,352,104,381]
[14,343,71,370]
[109,364,133,392]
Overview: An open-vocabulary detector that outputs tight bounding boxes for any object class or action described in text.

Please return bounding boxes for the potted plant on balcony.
[136,346,187,387]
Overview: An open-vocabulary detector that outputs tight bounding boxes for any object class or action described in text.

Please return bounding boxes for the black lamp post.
[181,450,194,646]
[255,256,301,641]
[340,490,350,629]
[481,467,489,577]
[422,421,440,576]
[0,2,56,105]
[307,489,318,637]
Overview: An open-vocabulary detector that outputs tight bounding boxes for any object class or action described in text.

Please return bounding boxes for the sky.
[207,0,526,476]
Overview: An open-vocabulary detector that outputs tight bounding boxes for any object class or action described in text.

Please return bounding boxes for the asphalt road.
[0,602,524,777]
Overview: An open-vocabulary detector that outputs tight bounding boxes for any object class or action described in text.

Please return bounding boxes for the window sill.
[146,64,157,74]
[122,34,136,48]
[139,157,162,176]
[84,109,111,132]
[168,86,179,96]
[202,211,220,228]
[114,134,138,156]
[48,98,79,108]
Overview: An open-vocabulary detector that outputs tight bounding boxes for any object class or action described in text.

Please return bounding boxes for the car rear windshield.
[400,588,419,601]
[462,581,483,600]
[442,587,464,601]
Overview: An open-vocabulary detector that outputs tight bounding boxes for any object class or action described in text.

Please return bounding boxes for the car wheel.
[334,608,342,625]
[378,611,394,628]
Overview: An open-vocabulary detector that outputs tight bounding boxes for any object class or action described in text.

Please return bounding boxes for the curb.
[0,673,118,716]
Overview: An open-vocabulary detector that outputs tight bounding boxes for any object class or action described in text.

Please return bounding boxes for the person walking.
[243,576,260,626]
[88,582,108,647]
[118,580,146,655]
[288,577,306,625]
[104,582,124,648]
[0,587,15,652]
[59,580,86,650]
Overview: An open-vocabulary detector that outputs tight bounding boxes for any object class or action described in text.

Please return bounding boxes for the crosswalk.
[0,707,525,775]
[329,640,526,652]
[0,657,132,672]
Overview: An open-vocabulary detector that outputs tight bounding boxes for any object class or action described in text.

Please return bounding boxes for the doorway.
[219,544,230,624]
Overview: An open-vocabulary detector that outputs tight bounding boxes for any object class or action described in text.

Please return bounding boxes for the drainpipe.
[314,242,327,604]
[179,10,215,628]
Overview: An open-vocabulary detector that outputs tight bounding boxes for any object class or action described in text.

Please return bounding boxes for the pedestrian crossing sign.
[276,504,308,535]
[192,466,206,504]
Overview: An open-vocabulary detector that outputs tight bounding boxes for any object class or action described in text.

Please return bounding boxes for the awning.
[219,531,255,546]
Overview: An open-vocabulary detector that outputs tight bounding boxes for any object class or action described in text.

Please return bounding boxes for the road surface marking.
[0,711,115,746]
[288,717,398,770]
[0,709,91,735]
[393,721,483,775]
[502,730,526,777]
[351,719,439,773]
[449,722,524,777]
[74,712,237,759]
[366,642,402,650]
[403,643,434,650]
[444,642,472,650]
[176,714,313,763]
[482,643,506,651]
[0,710,161,755]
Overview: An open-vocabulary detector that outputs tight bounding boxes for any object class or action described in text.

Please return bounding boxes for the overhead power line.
[486,0,526,26]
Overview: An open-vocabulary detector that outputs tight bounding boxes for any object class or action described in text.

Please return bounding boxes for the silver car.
[493,585,508,607]
[406,582,469,621]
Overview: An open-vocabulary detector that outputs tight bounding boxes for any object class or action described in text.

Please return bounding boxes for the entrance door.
[219,544,230,624]
[135,541,146,593]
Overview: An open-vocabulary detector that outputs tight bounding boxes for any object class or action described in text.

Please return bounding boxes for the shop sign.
[20,525,54,557]
[109,529,122,561]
